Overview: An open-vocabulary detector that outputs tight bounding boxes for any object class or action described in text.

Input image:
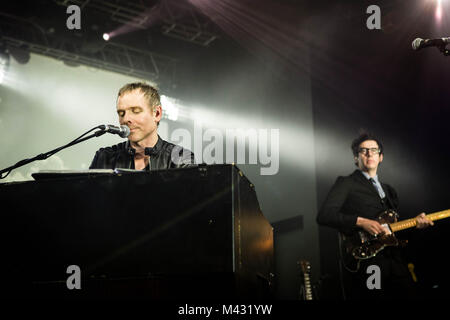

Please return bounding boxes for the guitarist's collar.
[353,170,385,198]
[359,170,380,182]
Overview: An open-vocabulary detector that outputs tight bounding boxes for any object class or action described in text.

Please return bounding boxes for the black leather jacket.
[89,135,196,170]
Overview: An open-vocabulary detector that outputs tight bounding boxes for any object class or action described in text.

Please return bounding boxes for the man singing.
[90,82,195,170]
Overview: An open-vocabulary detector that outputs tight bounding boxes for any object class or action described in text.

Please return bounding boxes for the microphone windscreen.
[120,125,130,138]
[412,38,423,50]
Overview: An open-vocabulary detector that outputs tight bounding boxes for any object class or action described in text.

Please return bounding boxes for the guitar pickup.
[380,223,392,235]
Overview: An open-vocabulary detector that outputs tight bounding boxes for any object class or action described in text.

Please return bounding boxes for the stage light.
[161,95,179,121]
[8,45,30,65]
[0,50,10,85]
[103,33,110,41]
[436,1,443,20]
[436,7,442,19]
[81,26,108,54]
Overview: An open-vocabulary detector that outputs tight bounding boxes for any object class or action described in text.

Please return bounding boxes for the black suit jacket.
[317,170,399,234]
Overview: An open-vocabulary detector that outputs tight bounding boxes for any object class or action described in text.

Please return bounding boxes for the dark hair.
[351,132,384,158]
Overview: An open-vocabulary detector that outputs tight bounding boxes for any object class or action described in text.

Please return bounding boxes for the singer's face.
[116,89,162,144]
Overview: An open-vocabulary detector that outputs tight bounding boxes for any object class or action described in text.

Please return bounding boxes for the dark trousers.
[340,247,420,300]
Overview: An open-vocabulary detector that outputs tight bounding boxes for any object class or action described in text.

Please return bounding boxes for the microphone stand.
[0,127,108,180]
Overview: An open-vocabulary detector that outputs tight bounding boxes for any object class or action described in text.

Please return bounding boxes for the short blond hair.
[117,82,161,112]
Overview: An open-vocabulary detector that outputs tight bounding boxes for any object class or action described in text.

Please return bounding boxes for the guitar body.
[339,208,449,272]
[340,209,399,272]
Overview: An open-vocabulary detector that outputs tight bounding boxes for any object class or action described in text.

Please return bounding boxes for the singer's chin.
[128,135,145,144]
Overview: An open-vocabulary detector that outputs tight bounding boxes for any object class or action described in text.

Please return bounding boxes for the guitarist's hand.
[356,217,386,236]
[415,212,434,229]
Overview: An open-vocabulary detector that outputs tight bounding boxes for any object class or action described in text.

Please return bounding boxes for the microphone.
[99,124,130,138]
[412,37,450,51]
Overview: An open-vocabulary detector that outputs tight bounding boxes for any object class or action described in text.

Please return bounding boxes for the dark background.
[310,1,450,300]
[1,0,449,299]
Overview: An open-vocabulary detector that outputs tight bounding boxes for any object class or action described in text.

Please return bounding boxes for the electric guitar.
[298,260,313,300]
[340,208,450,272]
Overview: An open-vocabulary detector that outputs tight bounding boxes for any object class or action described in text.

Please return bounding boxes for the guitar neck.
[299,260,313,300]
[390,209,450,232]
[303,274,313,300]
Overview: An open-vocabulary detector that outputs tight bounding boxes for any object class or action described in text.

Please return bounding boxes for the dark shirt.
[89,135,196,170]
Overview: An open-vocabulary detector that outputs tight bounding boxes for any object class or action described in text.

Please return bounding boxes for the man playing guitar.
[317,133,433,299]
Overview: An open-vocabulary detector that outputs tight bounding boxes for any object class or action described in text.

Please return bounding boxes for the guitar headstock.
[299,260,311,275]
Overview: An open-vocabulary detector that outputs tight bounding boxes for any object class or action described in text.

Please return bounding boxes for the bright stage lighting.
[436,6,442,19]
[435,0,445,21]
[161,95,179,121]
[103,33,110,41]
[0,51,10,85]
